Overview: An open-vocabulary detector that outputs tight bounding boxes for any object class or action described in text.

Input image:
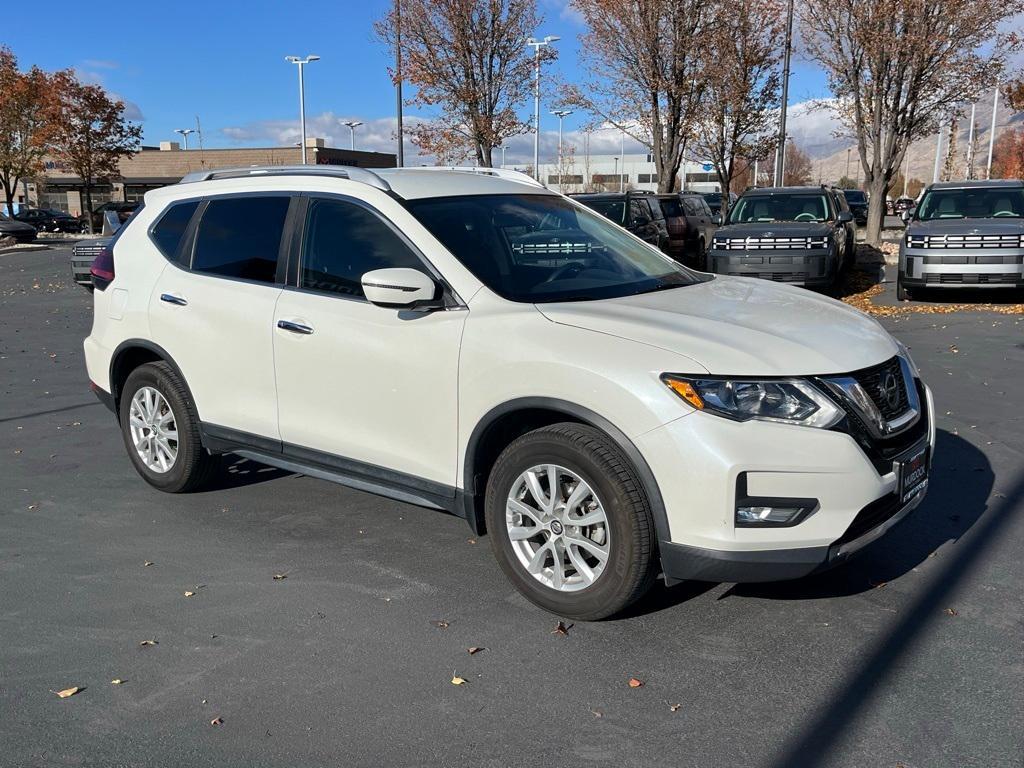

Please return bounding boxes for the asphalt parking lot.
[1,246,1022,768]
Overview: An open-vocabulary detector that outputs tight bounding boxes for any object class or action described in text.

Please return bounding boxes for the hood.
[908,218,1024,236]
[536,275,897,376]
[716,221,832,238]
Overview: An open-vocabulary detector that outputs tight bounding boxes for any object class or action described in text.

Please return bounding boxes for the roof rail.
[394,166,545,188]
[177,165,392,193]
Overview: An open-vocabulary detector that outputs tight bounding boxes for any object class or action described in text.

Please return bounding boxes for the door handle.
[277,319,314,335]
[160,293,188,306]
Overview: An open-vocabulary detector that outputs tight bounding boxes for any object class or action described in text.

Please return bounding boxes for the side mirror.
[631,215,651,228]
[361,268,439,310]
[712,214,722,226]
[900,210,912,224]
[837,211,854,223]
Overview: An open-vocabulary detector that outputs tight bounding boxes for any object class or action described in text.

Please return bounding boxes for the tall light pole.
[500,145,506,168]
[752,157,758,189]
[966,103,977,180]
[932,119,944,183]
[612,157,618,191]
[550,109,572,191]
[395,0,404,167]
[174,128,194,150]
[845,147,851,182]
[342,120,363,150]
[619,130,625,192]
[986,80,999,180]
[774,0,795,186]
[285,54,321,164]
[526,35,560,181]
[903,146,911,197]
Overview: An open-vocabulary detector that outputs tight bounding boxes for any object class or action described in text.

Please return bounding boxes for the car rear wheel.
[119,362,218,493]
[485,423,657,620]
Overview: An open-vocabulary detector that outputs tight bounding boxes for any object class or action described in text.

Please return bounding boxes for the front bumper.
[637,383,935,584]
[900,246,1024,288]
[708,250,837,286]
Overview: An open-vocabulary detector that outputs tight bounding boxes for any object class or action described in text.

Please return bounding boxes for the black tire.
[896,275,910,301]
[485,423,658,620]
[119,361,218,493]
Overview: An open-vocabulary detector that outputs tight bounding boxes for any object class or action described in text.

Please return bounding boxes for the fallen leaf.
[451,673,468,686]
[139,639,158,647]
[144,561,154,567]
[110,679,124,685]
[668,702,682,712]
[184,591,196,598]
[466,647,485,655]
[551,621,573,637]
[272,573,287,581]
[432,620,450,629]
[870,580,887,589]
[467,538,477,545]
[628,677,644,688]
[590,708,603,718]
[53,686,80,698]
[945,607,958,617]
[210,716,223,726]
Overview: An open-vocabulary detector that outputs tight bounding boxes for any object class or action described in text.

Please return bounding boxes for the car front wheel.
[485,423,657,620]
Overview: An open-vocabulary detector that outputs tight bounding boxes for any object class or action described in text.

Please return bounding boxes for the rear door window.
[191,196,290,283]
[151,201,200,262]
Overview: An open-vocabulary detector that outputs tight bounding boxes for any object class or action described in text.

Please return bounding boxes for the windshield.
[406,194,703,303]
[728,193,832,224]
[843,190,866,204]
[575,198,626,226]
[702,193,722,204]
[915,187,1024,220]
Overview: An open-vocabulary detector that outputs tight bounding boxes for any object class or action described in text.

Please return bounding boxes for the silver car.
[898,180,1024,300]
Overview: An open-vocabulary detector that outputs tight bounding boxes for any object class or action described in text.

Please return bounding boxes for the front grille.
[928,272,1021,285]
[832,379,929,475]
[73,243,106,258]
[714,236,827,250]
[908,233,1024,249]
[728,271,808,282]
[850,356,909,421]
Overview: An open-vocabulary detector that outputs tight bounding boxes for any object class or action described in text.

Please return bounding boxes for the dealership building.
[24,138,396,216]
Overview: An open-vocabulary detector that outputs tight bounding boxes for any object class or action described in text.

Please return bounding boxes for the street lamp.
[285,54,321,164]
[174,128,194,150]
[342,120,364,151]
[619,129,625,192]
[550,109,572,191]
[526,35,560,182]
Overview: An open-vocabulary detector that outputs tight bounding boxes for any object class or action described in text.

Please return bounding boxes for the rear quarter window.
[150,201,200,262]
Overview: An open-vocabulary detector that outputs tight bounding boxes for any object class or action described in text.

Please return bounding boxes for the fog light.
[736,506,809,525]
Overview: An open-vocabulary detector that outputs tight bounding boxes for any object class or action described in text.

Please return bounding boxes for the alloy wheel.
[505,464,610,592]
[128,386,178,473]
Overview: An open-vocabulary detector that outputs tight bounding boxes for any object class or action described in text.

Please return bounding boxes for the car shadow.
[202,455,292,491]
[723,429,991,601]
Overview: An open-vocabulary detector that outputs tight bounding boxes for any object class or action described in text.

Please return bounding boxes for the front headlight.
[662,375,843,429]
[894,339,919,377]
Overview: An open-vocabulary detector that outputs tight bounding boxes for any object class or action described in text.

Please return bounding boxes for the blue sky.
[9,0,832,163]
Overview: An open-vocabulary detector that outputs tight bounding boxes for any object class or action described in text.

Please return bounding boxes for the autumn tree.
[800,0,1024,245]
[565,0,710,192]
[376,0,541,167]
[49,73,142,232]
[782,141,814,185]
[991,128,1024,179]
[0,48,61,216]
[689,0,785,214]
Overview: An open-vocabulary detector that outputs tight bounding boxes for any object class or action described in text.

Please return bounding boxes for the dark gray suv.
[897,180,1024,300]
[706,186,855,288]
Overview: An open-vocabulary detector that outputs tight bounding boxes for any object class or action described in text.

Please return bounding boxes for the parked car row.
[12,208,88,233]
[0,211,39,243]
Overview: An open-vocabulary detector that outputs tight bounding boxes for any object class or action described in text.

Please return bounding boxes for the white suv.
[84,166,935,619]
